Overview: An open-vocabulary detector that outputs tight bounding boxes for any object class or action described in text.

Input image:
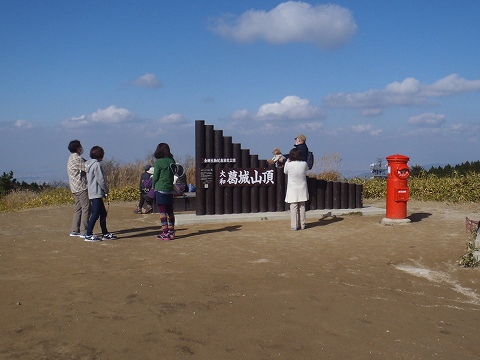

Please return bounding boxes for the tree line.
[410,161,480,177]
[0,171,56,196]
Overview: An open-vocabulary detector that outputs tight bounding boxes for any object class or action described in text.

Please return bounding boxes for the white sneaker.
[102,233,118,240]
[84,234,101,242]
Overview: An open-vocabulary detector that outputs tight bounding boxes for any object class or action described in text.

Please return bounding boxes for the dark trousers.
[138,193,153,209]
[87,198,108,235]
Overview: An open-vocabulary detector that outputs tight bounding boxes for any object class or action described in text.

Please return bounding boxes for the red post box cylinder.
[386,154,410,219]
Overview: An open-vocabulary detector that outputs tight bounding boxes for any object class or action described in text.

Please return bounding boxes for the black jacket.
[295,143,309,162]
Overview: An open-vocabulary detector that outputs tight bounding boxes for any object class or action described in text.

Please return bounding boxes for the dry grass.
[103,154,195,189]
[310,152,343,181]
[102,159,148,189]
[0,190,41,211]
[315,171,342,181]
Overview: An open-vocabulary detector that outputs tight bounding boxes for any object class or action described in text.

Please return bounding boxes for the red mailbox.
[386,154,410,219]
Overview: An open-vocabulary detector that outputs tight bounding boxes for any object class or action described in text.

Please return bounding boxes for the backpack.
[169,163,185,177]
[173,183,186,197]
[141,177,155,199]
[306,151,314,170]
[170,163,186,197]
[141,177,153,193]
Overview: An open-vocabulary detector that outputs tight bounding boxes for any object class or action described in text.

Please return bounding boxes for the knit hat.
[144,164,151,171]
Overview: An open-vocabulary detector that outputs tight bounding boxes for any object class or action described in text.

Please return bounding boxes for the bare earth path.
[1,200,480,359]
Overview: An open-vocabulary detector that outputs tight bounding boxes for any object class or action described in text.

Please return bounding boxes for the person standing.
[153,143,176,240]
[84,146,117,242]
[293,134,309,161]
[284,147,309,230]
[67,140,91,238]
[283,134,309,162]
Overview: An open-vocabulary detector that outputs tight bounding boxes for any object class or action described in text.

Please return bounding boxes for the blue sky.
[1,1,480,182]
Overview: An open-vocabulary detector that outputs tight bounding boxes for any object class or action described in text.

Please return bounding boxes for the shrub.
[459,237,480,268]
[351,177,386,199]
[316,171,342,182]
[109,186,140,202]
[0,171,16,194]
[0,188,74,212]
[351,172,480,202]
[459,227,480,268]
[23,188,74,208]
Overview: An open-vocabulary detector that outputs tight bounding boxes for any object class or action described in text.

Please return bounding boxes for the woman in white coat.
[284,147,309,230]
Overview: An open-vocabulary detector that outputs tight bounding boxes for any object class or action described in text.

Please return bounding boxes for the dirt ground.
[1,200,480,360]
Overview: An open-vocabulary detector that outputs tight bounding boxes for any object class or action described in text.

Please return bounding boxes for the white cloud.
[298,121,324,132]
[424,74,480,96]
[351,124,373,133]
[260,122,283,132]
[132,73,162,89]
[385,77,421,94]
[256,95,325,121]
[231,109,252,120]
[62,115,89,128]
[91,106,135,123]
[324,74,480,109]
[350,124,382,136]
[156,113,187,125]
[14,119,34,129]
[210,1,357,49]
[62,105,136,128]
[144,113,190,137]
[451,123,464,132]
[407,112,446,127]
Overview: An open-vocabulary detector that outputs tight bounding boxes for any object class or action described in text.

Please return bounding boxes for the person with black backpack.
[283,134,314,170]
[133,164,154,214]
[294,134,308,161]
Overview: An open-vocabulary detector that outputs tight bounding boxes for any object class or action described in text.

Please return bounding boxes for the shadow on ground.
[115,225,242,240]
[408,212,432,223]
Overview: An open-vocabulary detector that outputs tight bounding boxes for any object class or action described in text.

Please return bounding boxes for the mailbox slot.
[395,188,409,202]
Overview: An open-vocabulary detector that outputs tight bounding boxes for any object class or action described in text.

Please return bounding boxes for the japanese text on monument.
[218,168,275,187]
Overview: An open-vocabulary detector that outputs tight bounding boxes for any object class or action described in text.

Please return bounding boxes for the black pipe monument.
[195,120,363,216]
